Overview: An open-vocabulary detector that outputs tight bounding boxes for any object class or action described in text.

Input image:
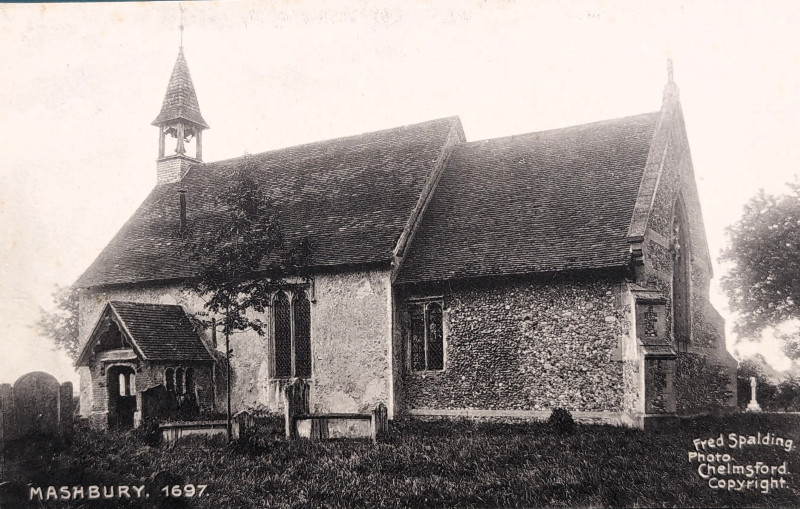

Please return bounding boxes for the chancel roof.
[396,112,660,283]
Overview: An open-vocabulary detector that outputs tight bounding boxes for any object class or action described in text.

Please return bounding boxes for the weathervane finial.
[179,3,185,49]
[667,58,674,83]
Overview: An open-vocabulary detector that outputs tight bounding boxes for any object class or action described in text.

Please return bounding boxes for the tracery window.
[164,366,194,397]
[273,290,312,379]
[176,367,185,395]
[407,300,445,372]
[185,368,195,396]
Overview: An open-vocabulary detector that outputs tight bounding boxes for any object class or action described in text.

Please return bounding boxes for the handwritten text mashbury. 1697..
[29,484,208,502]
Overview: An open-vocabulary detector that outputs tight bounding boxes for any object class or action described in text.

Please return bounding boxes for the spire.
[152,48,208,129]
[153,9,209,185]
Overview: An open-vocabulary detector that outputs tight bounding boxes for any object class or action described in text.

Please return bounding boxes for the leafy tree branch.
[720,179,800,358]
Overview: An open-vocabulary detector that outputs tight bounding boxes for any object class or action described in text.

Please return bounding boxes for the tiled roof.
[76,117,462,287]
[152,48,208,129]
[110,301,213,361]
[396,112,660,283]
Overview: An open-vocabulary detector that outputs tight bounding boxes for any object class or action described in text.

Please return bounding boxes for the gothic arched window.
[672,198,691,352]
[165,368,175,393]
[293,291,312,378]
[273,290,313,379]
[185,368,195,397]
[176,367,185,395]
[274,291,293,378]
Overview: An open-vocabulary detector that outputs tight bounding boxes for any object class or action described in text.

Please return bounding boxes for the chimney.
[178,190,187,231]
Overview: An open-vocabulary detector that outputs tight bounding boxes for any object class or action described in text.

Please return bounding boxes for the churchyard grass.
[6,413,800,507]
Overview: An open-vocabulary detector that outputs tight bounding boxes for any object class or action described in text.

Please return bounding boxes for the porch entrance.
[108,366,136,428]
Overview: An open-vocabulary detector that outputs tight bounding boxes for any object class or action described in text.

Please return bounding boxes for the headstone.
[141,384,178,422]
[1,373,73,447]
[58,382,74,439]
[0,384,13,443]
[310,418,329,441]
[12,372,60,437]
[371,403,388,444]
[746,376,762,412]
[233,410,254,440]
[283,378,309,439]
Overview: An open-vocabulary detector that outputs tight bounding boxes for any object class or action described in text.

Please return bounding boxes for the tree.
[182,161,312,439]
[36,284,81,361]
[720,179,800,358]
[775,376,800,412]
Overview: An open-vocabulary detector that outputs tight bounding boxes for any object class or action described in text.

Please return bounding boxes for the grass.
[2,413,799,508]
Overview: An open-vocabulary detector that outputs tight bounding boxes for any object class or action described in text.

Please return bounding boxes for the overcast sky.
[1,0,799,385]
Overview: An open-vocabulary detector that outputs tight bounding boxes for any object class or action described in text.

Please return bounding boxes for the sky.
[1,0,799,386]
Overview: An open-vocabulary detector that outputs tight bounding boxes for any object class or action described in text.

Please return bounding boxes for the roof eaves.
[396,262,631,286]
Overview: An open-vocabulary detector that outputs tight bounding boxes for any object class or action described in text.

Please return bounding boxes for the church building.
[74,46,737,429]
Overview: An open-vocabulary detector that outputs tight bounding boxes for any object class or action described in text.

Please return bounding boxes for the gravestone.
[0,384,14,445]
[284,378,309,439]
[141,384,178,422]
[234,410,255,440]
[371,403,388,443]
[746,376,762,412]
[59,383,74,438]
[13,372,59,437]
[0,372,73,446]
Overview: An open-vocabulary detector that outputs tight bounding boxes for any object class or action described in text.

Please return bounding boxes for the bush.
[176,398,200,421]
[775,377,800,411]
[134,416,162,447]
[547,408,576,435]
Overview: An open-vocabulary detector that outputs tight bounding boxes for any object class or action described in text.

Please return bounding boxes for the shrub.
[176,398,200,421]
[134,416,162,447]
[547,407,576,435]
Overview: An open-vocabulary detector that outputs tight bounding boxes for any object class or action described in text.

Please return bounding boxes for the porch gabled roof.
[76,301,215,366]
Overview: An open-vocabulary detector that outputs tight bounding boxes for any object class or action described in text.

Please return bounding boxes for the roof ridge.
[198,116,461,169]
[110,301,184,309]
[462,111,661,147]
